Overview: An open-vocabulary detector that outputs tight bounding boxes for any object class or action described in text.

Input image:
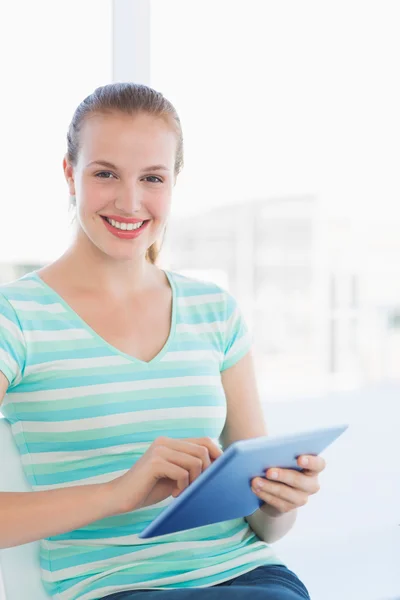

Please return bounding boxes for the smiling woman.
[64,83,183,266]
[0,82,313,600]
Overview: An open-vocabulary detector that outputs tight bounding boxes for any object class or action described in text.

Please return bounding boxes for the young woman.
[0,83,324,599]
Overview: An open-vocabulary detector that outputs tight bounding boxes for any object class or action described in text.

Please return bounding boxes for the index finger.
[188,437,223,461]
[298,454,326,473]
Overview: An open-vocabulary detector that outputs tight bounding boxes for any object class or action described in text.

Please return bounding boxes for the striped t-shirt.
[0,269,283,600]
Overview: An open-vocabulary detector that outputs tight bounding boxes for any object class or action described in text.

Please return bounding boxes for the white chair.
[0,419,50,600]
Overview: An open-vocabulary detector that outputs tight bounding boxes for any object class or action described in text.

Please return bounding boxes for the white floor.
[1,382,399,599]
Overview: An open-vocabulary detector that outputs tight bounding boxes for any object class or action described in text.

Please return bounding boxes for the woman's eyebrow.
[87,160,170,172]
[87,160,118,169]
[141,164,170,172]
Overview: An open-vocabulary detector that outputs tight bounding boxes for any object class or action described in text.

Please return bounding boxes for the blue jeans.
[102,565,311,599]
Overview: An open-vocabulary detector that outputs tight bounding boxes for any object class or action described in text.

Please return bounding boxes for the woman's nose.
[115,185,143,214]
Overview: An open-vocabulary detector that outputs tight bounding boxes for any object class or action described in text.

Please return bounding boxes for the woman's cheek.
[150,192,172,220]
[80,181,114,212]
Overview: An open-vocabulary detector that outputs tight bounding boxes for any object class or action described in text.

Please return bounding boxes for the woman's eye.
[144,176,163,183]
[95,171,115,179]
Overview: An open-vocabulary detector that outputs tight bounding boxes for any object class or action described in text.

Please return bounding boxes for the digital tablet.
[139,423,348,538]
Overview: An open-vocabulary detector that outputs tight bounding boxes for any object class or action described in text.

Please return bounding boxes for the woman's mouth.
[100,216,150,239]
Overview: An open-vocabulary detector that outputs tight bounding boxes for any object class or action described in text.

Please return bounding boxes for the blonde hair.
[66,82,184,264]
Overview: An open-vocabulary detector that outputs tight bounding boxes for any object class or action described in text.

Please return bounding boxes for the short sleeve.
[220,291,253,372]
[0,292,26,388]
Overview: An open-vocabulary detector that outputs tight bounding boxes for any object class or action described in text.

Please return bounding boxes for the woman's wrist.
[259,502,288,518]
[100,480,126,517]
[246,505,297,543]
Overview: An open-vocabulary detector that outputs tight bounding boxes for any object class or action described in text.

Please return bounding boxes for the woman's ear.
[63,155,76,196]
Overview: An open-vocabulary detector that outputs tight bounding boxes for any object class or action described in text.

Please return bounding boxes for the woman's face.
[64,111,177,262]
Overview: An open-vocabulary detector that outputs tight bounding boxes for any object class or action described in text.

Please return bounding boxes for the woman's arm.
[0,370,223,549]
[220,351,297,544]
[0,372,119,549]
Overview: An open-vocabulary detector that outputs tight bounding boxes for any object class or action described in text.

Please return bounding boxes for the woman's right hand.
[107,437,223,514]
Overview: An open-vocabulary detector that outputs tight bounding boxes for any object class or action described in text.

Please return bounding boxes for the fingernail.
[268,470,278,479]
[253,479,264,491]
[301,457,309,467]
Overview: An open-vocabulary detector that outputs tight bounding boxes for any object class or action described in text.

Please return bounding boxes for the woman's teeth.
[105,218,144,231]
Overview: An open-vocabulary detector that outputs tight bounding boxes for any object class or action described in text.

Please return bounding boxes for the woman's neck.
[41,245,160,299]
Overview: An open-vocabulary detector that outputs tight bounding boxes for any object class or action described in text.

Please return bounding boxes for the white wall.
[0,0,112,264]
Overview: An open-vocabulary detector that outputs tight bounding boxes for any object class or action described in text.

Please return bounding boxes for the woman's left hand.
[251,454,326,514]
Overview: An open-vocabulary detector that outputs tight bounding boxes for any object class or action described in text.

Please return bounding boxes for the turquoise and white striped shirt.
[0,270,283,600]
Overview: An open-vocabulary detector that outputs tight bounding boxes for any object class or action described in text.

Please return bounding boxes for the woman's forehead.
[78,112,177,166]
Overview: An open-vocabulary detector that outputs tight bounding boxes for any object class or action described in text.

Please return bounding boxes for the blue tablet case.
[139,424,348,538]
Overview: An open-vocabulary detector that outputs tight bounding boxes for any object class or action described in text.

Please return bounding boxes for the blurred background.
[0,1,399,599]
